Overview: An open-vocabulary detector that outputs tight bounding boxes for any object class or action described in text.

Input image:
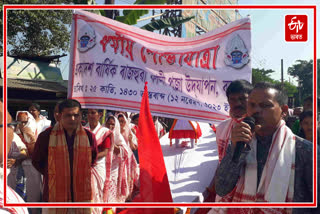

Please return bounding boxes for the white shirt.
[0,173,29,214]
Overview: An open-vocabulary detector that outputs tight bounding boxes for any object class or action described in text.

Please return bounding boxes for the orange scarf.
[48,122,92,214]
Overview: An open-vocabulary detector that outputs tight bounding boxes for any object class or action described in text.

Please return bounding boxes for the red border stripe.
[72,96,227,116]
[3,4,317,209]
[2,5,317,9]
[312,6,317,206]
[76,14,251,46]
[3,6,8,205]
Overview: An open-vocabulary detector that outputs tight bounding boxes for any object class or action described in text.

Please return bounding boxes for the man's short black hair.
[253,82,288,106]
[131,114,139,121]
[299,110,312,123]
[58,99,81,113]
[87,109,103,113]
[226,79,253,98]
[29,103,41,111]
[55,100,64,108]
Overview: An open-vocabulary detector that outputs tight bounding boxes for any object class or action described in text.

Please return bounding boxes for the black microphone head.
[243,116,255,130]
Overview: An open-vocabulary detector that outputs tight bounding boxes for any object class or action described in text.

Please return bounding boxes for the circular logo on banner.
[225,34,250,69]
[78,23,96,52]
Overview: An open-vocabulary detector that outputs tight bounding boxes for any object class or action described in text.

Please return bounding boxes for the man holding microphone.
[213,82,319,214]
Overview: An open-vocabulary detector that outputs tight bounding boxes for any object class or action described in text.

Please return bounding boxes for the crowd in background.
[5,101,167,214]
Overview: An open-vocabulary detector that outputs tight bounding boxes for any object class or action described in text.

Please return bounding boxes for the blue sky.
[237,0,319,85]
[60,0,319,85]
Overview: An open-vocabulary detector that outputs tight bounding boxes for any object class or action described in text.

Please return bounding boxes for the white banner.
[69,10,251,122]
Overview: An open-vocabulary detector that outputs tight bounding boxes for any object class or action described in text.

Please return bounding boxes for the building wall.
[1,56,63,81]
[0,56,66,122]
[182,0,241,38]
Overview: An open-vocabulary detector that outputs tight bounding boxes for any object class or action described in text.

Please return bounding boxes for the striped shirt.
[0,177,29,214]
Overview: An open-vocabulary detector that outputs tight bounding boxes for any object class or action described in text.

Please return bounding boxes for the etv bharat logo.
[285,15,308,42]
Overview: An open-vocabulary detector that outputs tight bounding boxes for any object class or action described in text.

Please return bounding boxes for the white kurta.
[34,115,51,138]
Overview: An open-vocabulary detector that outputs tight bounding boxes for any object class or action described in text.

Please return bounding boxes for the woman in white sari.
[14,111,41,213]
[0,102,29,214]
[85,109,113,213]
[104,115,139,203]
[117,113,138,151]
[7,131,28,200]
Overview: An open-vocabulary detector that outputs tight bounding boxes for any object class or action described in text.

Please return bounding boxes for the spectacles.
[0,121,19,128]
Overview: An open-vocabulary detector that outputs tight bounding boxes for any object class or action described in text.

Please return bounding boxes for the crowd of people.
[1,80,319,214]
[1,99,167,214]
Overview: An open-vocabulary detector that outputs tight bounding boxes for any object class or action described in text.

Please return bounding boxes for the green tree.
[280,81,298,97]
[252,67,297,98]
[287,59,313,103]
[7,10,72,56]
[1,0,74,56]
[115,0,167,25]
[251,68,274,85]
[141,16,195,32]
[2,0,193,56]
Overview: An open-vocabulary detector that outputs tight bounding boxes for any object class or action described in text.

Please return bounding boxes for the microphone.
[232,116,255,163]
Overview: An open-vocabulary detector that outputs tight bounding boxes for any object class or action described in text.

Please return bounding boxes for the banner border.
[3,4,317,209]
[69,13,251,123]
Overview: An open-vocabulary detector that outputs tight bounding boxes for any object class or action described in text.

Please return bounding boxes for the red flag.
[118,82,174,214]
